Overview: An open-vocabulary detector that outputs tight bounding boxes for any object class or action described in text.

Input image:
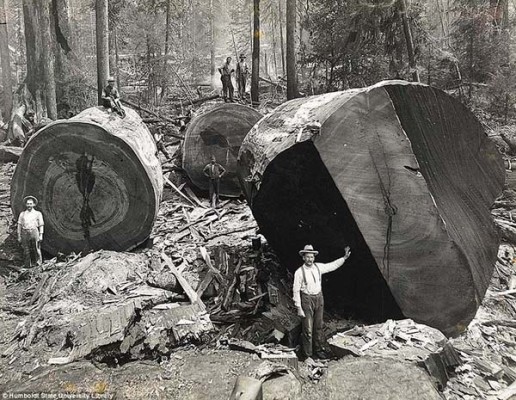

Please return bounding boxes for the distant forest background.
[0,0,514,123]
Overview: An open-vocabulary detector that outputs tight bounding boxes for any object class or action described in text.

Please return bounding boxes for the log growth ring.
[183,103,263,197]
[11,118,158,255]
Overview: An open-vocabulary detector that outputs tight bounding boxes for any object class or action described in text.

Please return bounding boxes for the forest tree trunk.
[286,0,297,99]
[398,0,420,82]
[95,0,109,104]
[0,0,13,118]
[251,0,260,103]
[36,0,57,119]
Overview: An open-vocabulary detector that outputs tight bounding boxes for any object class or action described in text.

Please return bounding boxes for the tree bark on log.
[183,103,262,197]
[237,80,505,336]
[11,107,163,255]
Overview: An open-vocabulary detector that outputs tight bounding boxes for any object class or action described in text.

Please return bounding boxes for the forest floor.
[0,107,516,399]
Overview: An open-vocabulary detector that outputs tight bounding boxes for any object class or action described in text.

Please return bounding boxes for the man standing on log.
[236,53,249,102]
[293,244,351,361]
[203,155,226,208]
[17,196,44,268]
[218,57,235,102]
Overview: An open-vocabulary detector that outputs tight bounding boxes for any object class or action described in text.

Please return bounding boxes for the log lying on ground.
[237,80,505,336]
[11,107,163,255]
[183,103,262,197]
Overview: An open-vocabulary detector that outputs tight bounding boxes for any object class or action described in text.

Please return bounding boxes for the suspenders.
[301,263,321,289]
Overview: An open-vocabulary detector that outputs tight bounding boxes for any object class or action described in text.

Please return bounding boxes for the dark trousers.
[237,75,247,99]
[21,228,42,268]
[208,178,220,207]
[221,76,234,101]
[300,292,325,358]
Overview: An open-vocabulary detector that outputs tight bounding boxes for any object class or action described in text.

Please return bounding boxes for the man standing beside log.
[203,155,226,208]
[236,54,249,102]
[293,244,351,361]
[218,57,235,103]
[17,196,44,268]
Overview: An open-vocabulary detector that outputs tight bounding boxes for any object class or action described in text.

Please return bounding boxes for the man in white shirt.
[293,244,351,360]
[17,196,44,267]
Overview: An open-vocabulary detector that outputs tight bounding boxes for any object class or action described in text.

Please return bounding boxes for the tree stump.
[237,80,505,336]
[11,107,163,255]
[183,103,262,197]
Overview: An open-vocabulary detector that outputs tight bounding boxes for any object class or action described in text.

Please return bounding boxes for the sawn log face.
[237,80,505,336]
[11,107,163,255]
[183,103,262,197]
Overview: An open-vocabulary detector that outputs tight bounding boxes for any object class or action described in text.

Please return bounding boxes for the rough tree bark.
[278,0,285,76]
[183,103,262,197]
[11,107,163,256]
[23,0,44,116]
[237,80,504,336]
[286,0,297,98]
[251,0,260,103]
[36,0,57,119]
[0,0,13,118]
[161,0,171,99]
[209,0,215,90]
[95,0,109,104]
[398,0,420,82]
[51,0,72,80]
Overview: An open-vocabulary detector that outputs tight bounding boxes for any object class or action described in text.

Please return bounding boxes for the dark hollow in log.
[238,80,505,336]
[183,103,262,197]
[11,107,163,256]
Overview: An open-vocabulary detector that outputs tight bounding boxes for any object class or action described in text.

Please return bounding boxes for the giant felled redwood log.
[183,103,262,197]
[11,107,163,255]
[238,80,505,336]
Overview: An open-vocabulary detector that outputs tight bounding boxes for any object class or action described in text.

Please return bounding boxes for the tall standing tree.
[37,0,57,119]
[0,0,13,118]
[251,0,260,103]
[96,0,109,104]
[278,0,285,76]
[398,0,420,82]
[210,0,216,89]
[286,0,298,98]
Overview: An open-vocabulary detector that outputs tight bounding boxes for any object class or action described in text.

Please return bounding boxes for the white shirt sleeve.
[292,269,303,308]
[318,257,346,274]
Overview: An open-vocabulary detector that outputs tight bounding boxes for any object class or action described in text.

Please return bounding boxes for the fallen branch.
[163,174,202,208]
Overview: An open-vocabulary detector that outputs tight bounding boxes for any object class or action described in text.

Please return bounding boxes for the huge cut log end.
[11,106,163,256]
[238,80,505,336]
[183,103,263,197]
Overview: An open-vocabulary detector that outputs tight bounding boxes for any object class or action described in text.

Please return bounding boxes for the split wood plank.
[162,252,205,311]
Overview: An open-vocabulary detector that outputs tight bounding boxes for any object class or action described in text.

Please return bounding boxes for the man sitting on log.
[293,244,351,361]
[17,196,44,268]
[203,155,226,208]
[218,57,235,103]
[101,76,125,118]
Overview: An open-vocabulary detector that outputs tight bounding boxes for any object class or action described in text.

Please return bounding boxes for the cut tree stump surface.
[10,106,163,255]
[183,103,262,197]
[238,80,505,336]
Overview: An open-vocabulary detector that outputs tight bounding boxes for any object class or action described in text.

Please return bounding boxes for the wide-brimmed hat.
[107,76,115,82]
[23,195,38,206]
[299,244,318,256]
[239,53,246,58]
